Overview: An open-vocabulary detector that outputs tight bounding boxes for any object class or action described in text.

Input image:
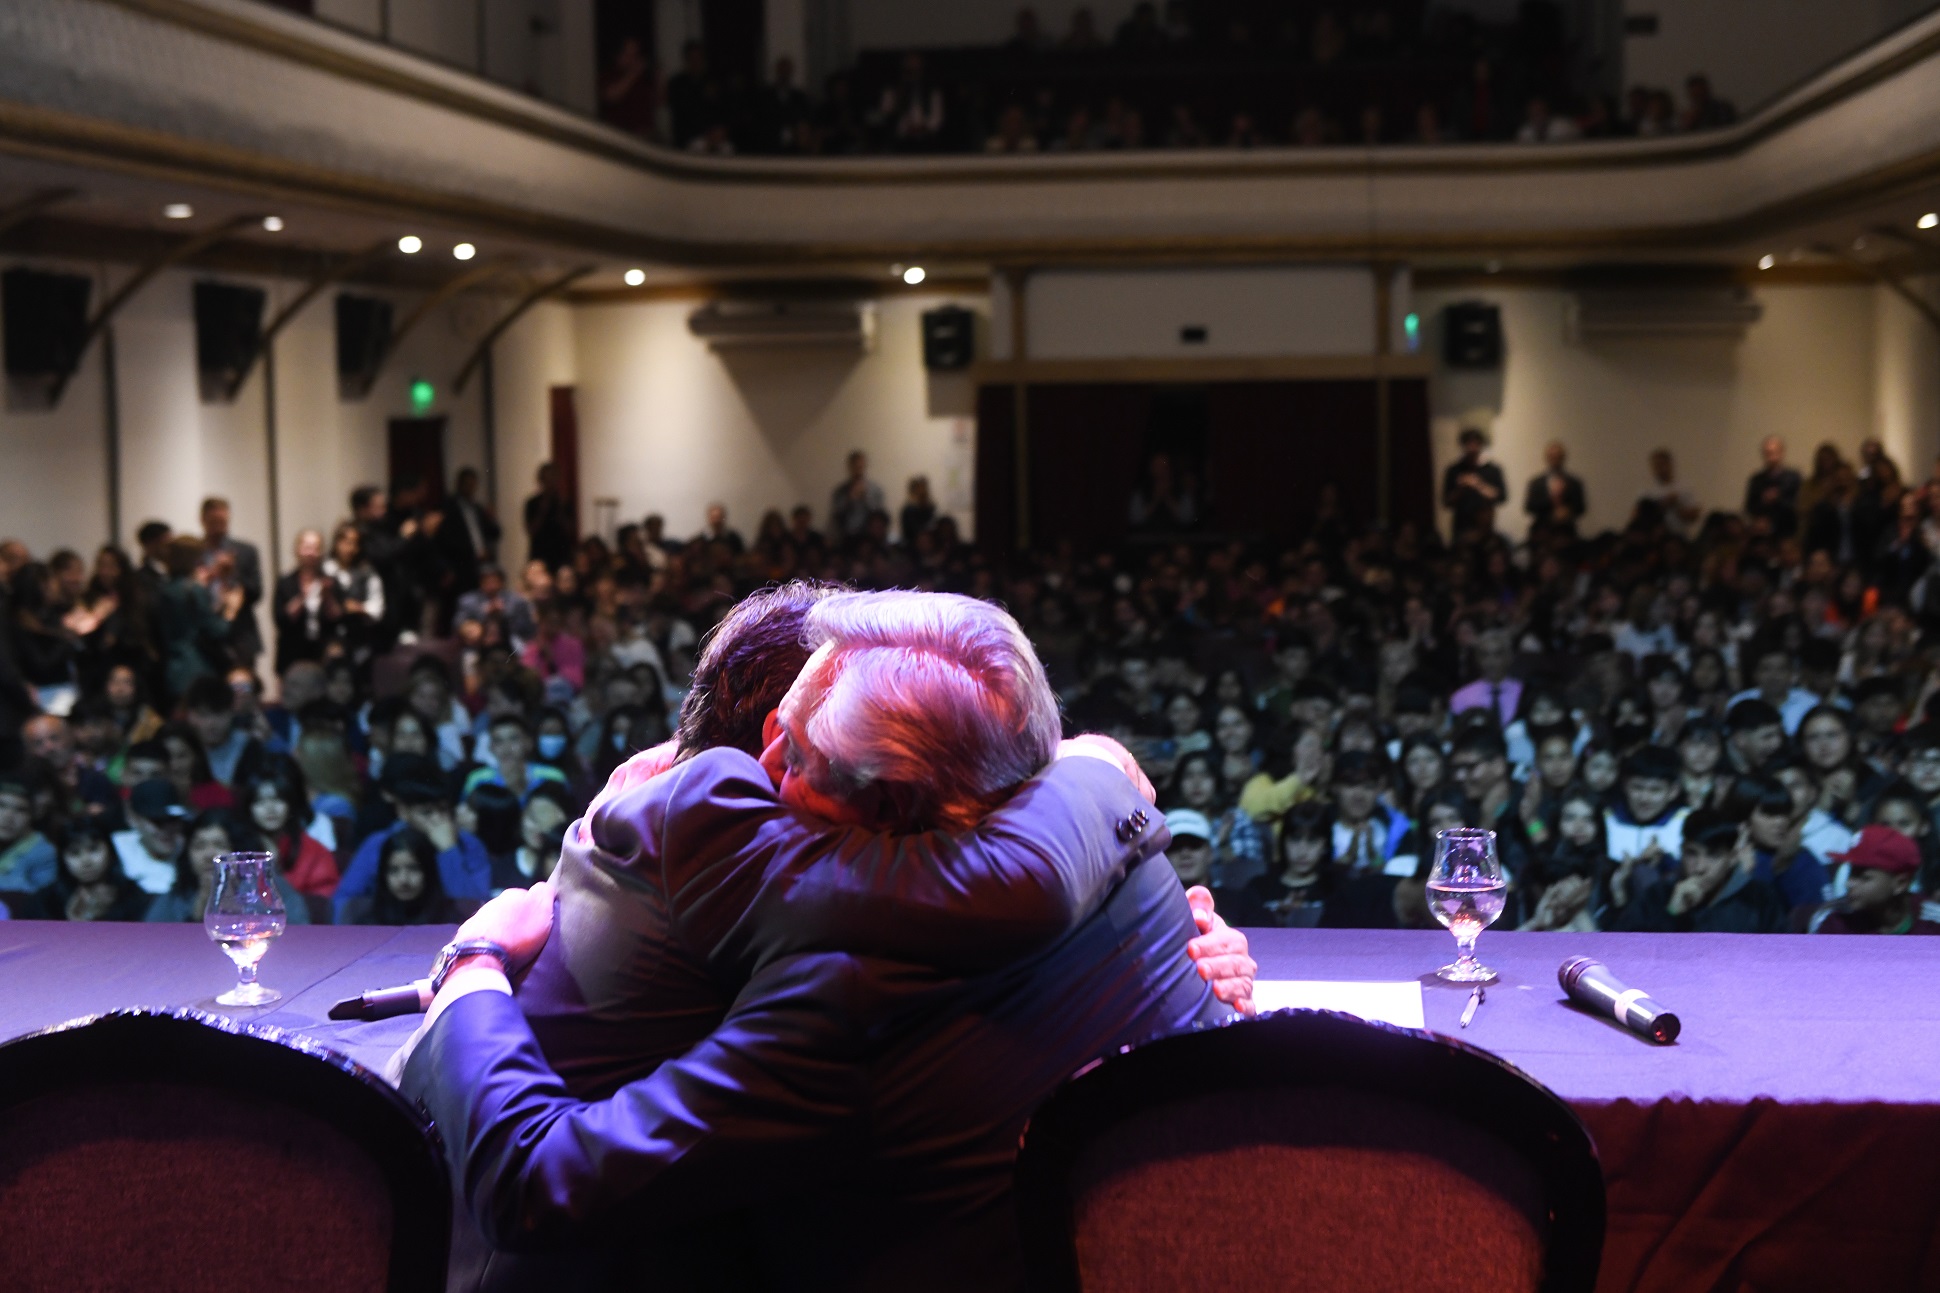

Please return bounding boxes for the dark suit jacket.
[441,496,503,593]
[207,537,263,663]
[1522,471,1586,531]
[404,858,1220,1291]
[516,747,1165,1100]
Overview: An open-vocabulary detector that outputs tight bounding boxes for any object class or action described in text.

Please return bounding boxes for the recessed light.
[1484,259,1502,274]
[1921,213,1938,230]
[453,242,476,261]
[623,268,646,287]
[397,235,422,254]
[1853,236,1867,251]
[902,266,926,285]
[162,203,193,220]
[1758,254,1776,269]
[261,215,283,232]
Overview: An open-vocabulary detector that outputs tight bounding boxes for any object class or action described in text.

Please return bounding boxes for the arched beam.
[366,256,517,391]
[451,265,595,395]
[0,187,78,239]
[53,211,263,402]
[223,237,394,400]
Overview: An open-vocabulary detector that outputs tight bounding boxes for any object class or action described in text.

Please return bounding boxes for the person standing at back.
[1523,440,1586,542]
[523,463,575,571]
[198,497,262,669]
[829,449,884,541]
[1745,436,1803,538]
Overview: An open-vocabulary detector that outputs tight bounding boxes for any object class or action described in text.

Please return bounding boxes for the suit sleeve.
[620,748,1166,978]
[403,954,874,1250]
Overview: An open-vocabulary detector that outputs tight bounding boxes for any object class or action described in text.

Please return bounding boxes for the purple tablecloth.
[3,924,1936,1292]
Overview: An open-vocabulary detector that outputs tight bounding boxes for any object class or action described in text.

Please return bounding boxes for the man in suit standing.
[524,463,576,571]
[198,496,261,669]
[1745,435,1803,538]
[1522,440,1586,542]
[440,465,502,598]
[400,587,1252,1289]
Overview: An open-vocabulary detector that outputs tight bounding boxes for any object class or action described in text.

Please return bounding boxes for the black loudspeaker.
[194,280,266,403]
[921,305,975,371]
[337,293,393,401]
[3,267,92,382]
[1443,302,1503,368]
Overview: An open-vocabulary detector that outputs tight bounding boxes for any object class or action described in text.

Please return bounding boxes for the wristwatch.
[428,938,512,995]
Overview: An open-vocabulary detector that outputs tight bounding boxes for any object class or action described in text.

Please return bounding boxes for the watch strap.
[430,938,512,995]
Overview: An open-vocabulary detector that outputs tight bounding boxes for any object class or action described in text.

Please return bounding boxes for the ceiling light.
[1758,254,1776,269]
[453,242,477,261]
[261,215,283,232]
[397,235,422,254]
[902,266,926,285]
[1853,236,1868,251]
[162,203,193,220]
[1921,213,1938,230]
[1484,259,1502,274]
[623,268,646,287]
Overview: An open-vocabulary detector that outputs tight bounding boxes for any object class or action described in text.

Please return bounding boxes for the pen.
[1460,986,1484,1028]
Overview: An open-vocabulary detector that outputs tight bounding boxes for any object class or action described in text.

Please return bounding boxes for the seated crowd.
[0,435,1936,941]
[618,2,1734,157]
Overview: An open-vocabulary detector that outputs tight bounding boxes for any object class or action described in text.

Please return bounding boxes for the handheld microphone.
[1558,957,1681,1044]
[327,981,432,1022]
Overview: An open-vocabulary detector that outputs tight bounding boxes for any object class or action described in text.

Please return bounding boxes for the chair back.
[0,1008,448,1293]
[1015,1009,1603,1293]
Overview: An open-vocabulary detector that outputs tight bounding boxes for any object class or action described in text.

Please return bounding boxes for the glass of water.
[1427,828,1506,983]
[205,852,287,1007]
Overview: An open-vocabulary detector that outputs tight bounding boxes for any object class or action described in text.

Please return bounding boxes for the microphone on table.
[1558,956,1681,1044]
[327,981,431,1022]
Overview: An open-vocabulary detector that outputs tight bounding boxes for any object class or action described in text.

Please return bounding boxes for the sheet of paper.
[1252,980,1426,1029]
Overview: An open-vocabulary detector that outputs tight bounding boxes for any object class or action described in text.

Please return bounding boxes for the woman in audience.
[341,826,468,925]
[1248,800,1332,928]
[510,782,574,887]
[10,563,79,714]
[1162,751,1263,889]
[1521,784,1609,931]
[156,721,231,810]
[462,783,525,891]
[1396,734,1448,815]
[294,727,361,824]
[323,521,384,666]
[1676,719,1728,811]
[238,758,339,898]
[102,662,164,753]
[1211,703,1266,786]
[144,808,309,923]
[533,706,586,792]
[26,819,149,922]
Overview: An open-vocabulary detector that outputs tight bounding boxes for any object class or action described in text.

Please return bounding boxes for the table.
[3,923,1936,1292]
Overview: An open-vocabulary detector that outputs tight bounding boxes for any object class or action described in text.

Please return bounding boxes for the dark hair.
[676,580,847,758]
[525,780,577,818]
[1725,698,1783,734]
[465,783,522,856]
[1620,744,1680,783]
[156,721,215,786]
[1414,782,1475,827]
[488,711,533,738]
[1332,749,1389,787]
[1871,777,1927,822]
[183,674,234,715]
[175,808,261,895]
[136,520,171,547]
[375,827,447,924]
[1721,772,1792,822]
[1681,808,1740,854]
[238,756,311,845]
[1450,728,1508,762]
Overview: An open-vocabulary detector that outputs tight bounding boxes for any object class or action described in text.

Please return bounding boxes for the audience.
[2,430,1936,947]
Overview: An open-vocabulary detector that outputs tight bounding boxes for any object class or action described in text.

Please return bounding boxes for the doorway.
[387,417,447,509]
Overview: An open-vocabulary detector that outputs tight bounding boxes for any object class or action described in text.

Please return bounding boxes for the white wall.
[0,260,555,582]
[1622,0,1923,110]
[1873,275,1940,484]
[570,293,981,541]
[1417,282,1896,537]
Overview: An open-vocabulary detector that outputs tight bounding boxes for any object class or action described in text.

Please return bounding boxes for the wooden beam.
[452,265,595,394]
[363,257,516,393]
[225,237,394,400]
[53,211,264,403]
[0,187,76,240]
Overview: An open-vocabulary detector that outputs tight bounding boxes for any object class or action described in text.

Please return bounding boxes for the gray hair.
[793,590,1061,832]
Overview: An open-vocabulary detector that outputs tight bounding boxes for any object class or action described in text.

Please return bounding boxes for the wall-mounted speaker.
[337,293,393,401]
[194,280,266,403]
[1442,302,1503,369]
[3,267,92,400]
[921,305,975,371]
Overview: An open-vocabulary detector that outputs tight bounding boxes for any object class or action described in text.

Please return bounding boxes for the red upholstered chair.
[0,1008,448,1293]
[1015,1009,1603,1293]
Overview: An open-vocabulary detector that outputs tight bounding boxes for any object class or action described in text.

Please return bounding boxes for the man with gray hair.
[401,583,1248,1288]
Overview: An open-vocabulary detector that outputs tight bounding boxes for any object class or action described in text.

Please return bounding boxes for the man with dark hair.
[524,463,576,571]
[1605,743,1686,865]
[1449,627,1520,726]
[441,465,501,596]
[1330,750,1410,872]
[181,674,261,787]
[1727,637,1818,734]
[1442,427,1506,538]
[1612,807,1787,933]
[1726,698,1787,771]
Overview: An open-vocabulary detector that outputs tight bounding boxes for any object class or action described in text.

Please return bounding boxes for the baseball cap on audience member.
[127,778,190,822]
[1164,809,1212,843]
[1831,825,1922,875]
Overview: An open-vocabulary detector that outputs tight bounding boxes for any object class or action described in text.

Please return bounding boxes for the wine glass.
[205,852,287,1007]
[1426,828,1506,983]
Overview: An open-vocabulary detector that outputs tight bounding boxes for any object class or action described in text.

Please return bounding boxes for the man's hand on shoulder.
[1057,733,1156,805]
[1184,886,1256,1016]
